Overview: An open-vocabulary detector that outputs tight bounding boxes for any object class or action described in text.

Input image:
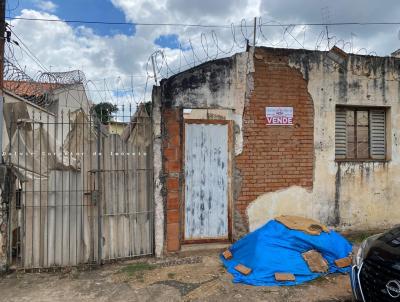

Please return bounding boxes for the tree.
[92,102,118,124]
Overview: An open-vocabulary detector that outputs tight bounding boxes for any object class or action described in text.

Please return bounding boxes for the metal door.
[184,121,231,241]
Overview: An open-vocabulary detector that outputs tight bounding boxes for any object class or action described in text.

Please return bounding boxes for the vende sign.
[266,107,293,125]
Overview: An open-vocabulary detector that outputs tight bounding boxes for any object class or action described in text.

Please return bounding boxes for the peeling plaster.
[247,186,314,232]
[161,49,254,156]
[247,50,400,232]
[157,50,254,253]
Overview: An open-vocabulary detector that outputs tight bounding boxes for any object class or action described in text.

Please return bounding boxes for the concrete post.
[152,86,164,257]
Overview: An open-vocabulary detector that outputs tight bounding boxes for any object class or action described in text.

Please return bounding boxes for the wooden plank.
[222,249,233,260]
[234,264,252,275]
[335,256,352,268]
[275,272,296,281]
[302,250,328,273]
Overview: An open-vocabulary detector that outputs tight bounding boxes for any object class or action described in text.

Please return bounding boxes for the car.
[351,226,400,301]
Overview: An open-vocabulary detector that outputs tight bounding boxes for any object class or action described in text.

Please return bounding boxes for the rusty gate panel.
[184,123,229,241]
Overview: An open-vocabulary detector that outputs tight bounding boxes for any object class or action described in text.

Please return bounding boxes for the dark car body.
[351,227,400,301]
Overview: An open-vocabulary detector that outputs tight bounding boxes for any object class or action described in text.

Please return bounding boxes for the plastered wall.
[156,47,400,255]
[158,51,254,251]
[247,48,400,232]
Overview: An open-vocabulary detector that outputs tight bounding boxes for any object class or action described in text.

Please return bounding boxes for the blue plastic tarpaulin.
[221,220,352,286]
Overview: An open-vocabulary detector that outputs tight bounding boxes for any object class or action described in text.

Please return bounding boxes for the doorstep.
[180,242,231,252]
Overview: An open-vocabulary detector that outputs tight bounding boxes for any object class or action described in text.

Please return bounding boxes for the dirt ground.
[0,251,353,302]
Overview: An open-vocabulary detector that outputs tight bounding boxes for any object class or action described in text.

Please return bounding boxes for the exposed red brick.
[165,160,181,173]
[162,107,183,253]
[166,223,180,252]
[167,192,179,210]
[235,48,314,226]
[166,177,179,191]
[167,209,179,224]
[164,147,178,160]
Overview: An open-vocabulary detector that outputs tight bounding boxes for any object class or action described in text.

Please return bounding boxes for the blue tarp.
[221,220,352,286]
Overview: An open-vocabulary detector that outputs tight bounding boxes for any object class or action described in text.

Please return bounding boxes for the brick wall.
[162,107,182,252]
[235,48,314,224]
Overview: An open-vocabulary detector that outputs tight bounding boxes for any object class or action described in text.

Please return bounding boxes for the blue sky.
[4,0,400,105]
[6,0,182,48]
[7,0,135,36]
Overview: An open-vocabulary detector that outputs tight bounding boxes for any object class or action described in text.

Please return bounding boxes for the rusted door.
[184,121,231,241]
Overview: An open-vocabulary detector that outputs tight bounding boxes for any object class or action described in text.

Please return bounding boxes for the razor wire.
[3,56,87,107]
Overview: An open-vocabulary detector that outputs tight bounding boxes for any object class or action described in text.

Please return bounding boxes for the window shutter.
[370,110,386,159]
[335,109,347,159]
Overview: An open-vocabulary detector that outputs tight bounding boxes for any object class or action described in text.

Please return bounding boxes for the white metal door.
[184,122,229,241]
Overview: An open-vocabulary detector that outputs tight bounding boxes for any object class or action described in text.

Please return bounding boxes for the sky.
[4,0,400,105]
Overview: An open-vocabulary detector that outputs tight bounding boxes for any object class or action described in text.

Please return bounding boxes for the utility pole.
[0,0,6,272]
[0,0,6,160]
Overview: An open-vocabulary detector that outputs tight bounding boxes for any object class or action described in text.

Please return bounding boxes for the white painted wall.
[49,84,91,145]
[248,52,400,232]
[167,50,254,155]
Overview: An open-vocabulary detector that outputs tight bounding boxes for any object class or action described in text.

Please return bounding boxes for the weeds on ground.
[120,262,156,281]
[168,272,176,279]
[345,231,380,244]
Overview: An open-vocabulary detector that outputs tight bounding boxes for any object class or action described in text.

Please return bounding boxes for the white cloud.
[7,1,400,107]
[34,0,57,13]
[9,9,154,104]
[9,2,262,104]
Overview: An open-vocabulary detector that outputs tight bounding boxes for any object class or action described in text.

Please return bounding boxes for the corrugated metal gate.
[4,104,153,270]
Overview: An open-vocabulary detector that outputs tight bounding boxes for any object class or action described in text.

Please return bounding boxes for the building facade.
[153,46,400,254]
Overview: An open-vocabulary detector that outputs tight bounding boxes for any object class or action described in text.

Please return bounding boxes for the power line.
[6,16,232,28]
[6,16,400,27]
[9,29,50,72]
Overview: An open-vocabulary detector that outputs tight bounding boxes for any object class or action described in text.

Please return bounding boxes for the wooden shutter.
[370,110,386,159]
[335,109,347,159]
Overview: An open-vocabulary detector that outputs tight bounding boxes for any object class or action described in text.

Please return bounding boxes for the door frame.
[181,119,233,244]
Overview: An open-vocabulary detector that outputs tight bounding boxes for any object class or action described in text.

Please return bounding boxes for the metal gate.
[4,102,153,270]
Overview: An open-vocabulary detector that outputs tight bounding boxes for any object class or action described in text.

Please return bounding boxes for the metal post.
[1,0,8,270]
[6,167,11,268]
[253,17,257,47]
[326,25,330,49]
[6,107,12,268]
[151,55,158,85]
[96,120,102,264]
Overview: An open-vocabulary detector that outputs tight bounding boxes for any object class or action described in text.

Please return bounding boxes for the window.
[335,107,386,160]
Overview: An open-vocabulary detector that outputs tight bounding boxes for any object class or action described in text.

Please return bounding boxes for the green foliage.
[92,102,118,124]
[120,262,156,276]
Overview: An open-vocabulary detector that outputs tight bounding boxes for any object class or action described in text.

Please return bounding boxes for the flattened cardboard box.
[302,250,329,273]
[234,264,252,275]
[222,250,233,260]
[275,272,296,281]
[335,256,352,268]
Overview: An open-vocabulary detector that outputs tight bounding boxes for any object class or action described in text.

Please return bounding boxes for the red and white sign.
[266,107,293,125]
